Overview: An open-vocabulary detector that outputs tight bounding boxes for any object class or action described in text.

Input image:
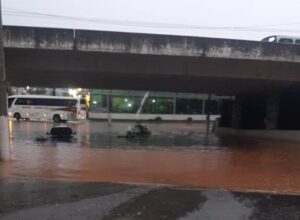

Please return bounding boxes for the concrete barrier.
[88,112,219,121]
[216,127,300,142]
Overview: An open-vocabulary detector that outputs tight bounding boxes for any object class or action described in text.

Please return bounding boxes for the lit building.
[89,89,222,121]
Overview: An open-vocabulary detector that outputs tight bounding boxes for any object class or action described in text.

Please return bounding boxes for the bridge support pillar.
[0,85,9,161]
[0,2,9,161]
[232,95,242,129]
[265,92,280,130]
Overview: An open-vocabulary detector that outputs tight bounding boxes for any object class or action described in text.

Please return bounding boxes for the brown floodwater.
[1,120,300,195]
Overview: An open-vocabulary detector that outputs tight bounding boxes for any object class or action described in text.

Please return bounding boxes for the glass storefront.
[90,94,108,113]
[111,96,140,113]
[176,98,203,114]
[90,90,220,115]
[143,97,174,114]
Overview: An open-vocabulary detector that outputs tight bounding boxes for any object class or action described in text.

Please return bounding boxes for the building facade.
[89,90,221,121]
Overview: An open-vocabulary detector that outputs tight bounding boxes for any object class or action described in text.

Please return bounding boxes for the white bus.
[8,95,79,122]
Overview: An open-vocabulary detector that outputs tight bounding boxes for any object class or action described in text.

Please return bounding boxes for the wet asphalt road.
[1,178,300,220]
[1,120,300,219]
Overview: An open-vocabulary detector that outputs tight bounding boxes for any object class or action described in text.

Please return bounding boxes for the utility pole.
[107,90,111,125]
[206,94,211,136]
[173,93,176,115]
[0,0,9,160]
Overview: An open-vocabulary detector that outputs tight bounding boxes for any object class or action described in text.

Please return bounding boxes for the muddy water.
[1,120,300,194]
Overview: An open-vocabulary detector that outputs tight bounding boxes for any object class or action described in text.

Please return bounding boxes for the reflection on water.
[1,120,300,195]
[88,132,223,149]
[10,121,226,150]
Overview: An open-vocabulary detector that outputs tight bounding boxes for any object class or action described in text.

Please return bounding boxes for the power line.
[5,7,300,29]
[3,7,300,34]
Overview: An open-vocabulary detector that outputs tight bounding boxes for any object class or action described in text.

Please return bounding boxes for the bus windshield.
[8,98,15,108]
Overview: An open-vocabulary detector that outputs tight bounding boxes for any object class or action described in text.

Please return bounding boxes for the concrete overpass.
[3,25,300,94]
[2,25,300,161]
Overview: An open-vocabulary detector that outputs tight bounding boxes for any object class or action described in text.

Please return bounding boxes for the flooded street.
[1,120,300,194]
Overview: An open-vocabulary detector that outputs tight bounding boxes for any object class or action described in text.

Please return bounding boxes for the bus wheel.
[14,113,21,121]
[53,114,61,123]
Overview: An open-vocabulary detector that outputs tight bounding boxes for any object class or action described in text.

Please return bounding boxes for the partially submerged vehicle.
[47,127,75,138]
[118,124,151,139]
[36,126,76,142]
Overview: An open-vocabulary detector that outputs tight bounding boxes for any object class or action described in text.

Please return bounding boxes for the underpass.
[1,119,300,219]
[2,25,300,219]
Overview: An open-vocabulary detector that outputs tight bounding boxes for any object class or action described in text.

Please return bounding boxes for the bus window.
[26,99,33,105]
[15,98,26,105]
[278,38,293,44]
[8,98,15,108]
[15,98,34,105]
[38,98,50,106]
[295,39,300,45]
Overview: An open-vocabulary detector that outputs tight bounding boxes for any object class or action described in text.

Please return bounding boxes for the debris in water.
[118,124,151,139]
[36,135,48,142]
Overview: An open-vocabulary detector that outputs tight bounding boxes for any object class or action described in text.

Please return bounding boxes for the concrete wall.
[3,26,74,50]
[217,127,300,142]
[89,112,219,121]
[4,26,300,94]
[4,25,300,63]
